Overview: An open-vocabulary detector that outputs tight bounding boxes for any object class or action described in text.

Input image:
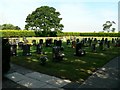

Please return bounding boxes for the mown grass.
[11,41,120,83]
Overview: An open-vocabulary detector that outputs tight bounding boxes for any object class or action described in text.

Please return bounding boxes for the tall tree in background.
[0,24,21,30]
[25,6,64,35]
[103,21,116,32]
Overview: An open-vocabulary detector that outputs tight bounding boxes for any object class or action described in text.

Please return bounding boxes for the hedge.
[57,32,119,37]
[0,30,119,37]
[0,30,36,37]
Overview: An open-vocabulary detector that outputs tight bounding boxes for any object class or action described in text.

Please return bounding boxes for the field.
[10,37,120,83]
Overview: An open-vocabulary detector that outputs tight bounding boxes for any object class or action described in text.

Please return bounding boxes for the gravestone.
[75,42,85,56]
[32,40,36,46]
[50,38,53,44]
[46,39,52,47]
[84,38,87,43]
[36,44,42,54]
[91,43,96,52]
[93,38,97,44]
[10,44,17,56]
[101,38,104,43]
[76,38,79,43]
[56,40,62,47]
[18,42,23,50]
[99,40,104,50]
[54,39,57,46]
[106,41,110,48]
[105,38,108,44]
[2,38,11,75]
[22,44,31,56]
[67,39,71,45]
[72,41,76,48]
[52,46,65,62]
[39,39,43,45]
[81,39,85,47]
[88,38,92,46]
[112,38,115,43]
[56,40,64,51]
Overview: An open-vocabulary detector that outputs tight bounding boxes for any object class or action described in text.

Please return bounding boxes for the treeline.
[0,30,119,37]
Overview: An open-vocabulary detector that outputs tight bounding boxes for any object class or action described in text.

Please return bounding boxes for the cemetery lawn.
[11,42,120,83]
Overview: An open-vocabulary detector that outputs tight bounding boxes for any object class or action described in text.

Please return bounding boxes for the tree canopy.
[0,24,21,30]
[25,6,64,33]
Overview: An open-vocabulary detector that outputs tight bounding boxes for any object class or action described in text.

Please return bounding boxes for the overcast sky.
[0,0,119,32]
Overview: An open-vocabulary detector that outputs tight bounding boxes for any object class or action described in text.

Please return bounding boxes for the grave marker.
[10,44,17,56]
[36,44,42,54]
[52,46,65,62]
[75,42,85,56]
[22,44,31,56]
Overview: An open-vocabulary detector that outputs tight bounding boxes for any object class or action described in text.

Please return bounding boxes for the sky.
[0,0,119,32]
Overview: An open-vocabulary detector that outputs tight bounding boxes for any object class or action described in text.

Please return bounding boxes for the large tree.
[103,21,116,32]
[0,24,21,30]
[25,6,64,33]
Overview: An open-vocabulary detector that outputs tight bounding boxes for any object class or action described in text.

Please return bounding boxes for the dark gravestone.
[49,38,53,44]
[81,39,85,47]
[105,38,108,44]
[52,46,65,62]
[54,39,57,46]
[93,38,97,44]
[36,44,42,54]
[101,38,104,43]
[45,39,49,47]
[18,42,23,50]
[22,44,31,56]
[10,44,17,56]
[39,39,43,45]
[56,40,64,51]
[2,38,11,75]
[88,38,92,46]
[112,38,115,43]
[91,43,96,52]
[67,39,71,45]
[75,42,85,56]
[107,41,110,48]
[84,38,87,43]
[99,40,104,50]
[46,39,52,47]
[32,40,36,46]
[56,40,62,47]
[76,38,79,43]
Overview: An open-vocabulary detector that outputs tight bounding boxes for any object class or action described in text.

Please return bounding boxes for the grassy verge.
[11,42,120,83]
